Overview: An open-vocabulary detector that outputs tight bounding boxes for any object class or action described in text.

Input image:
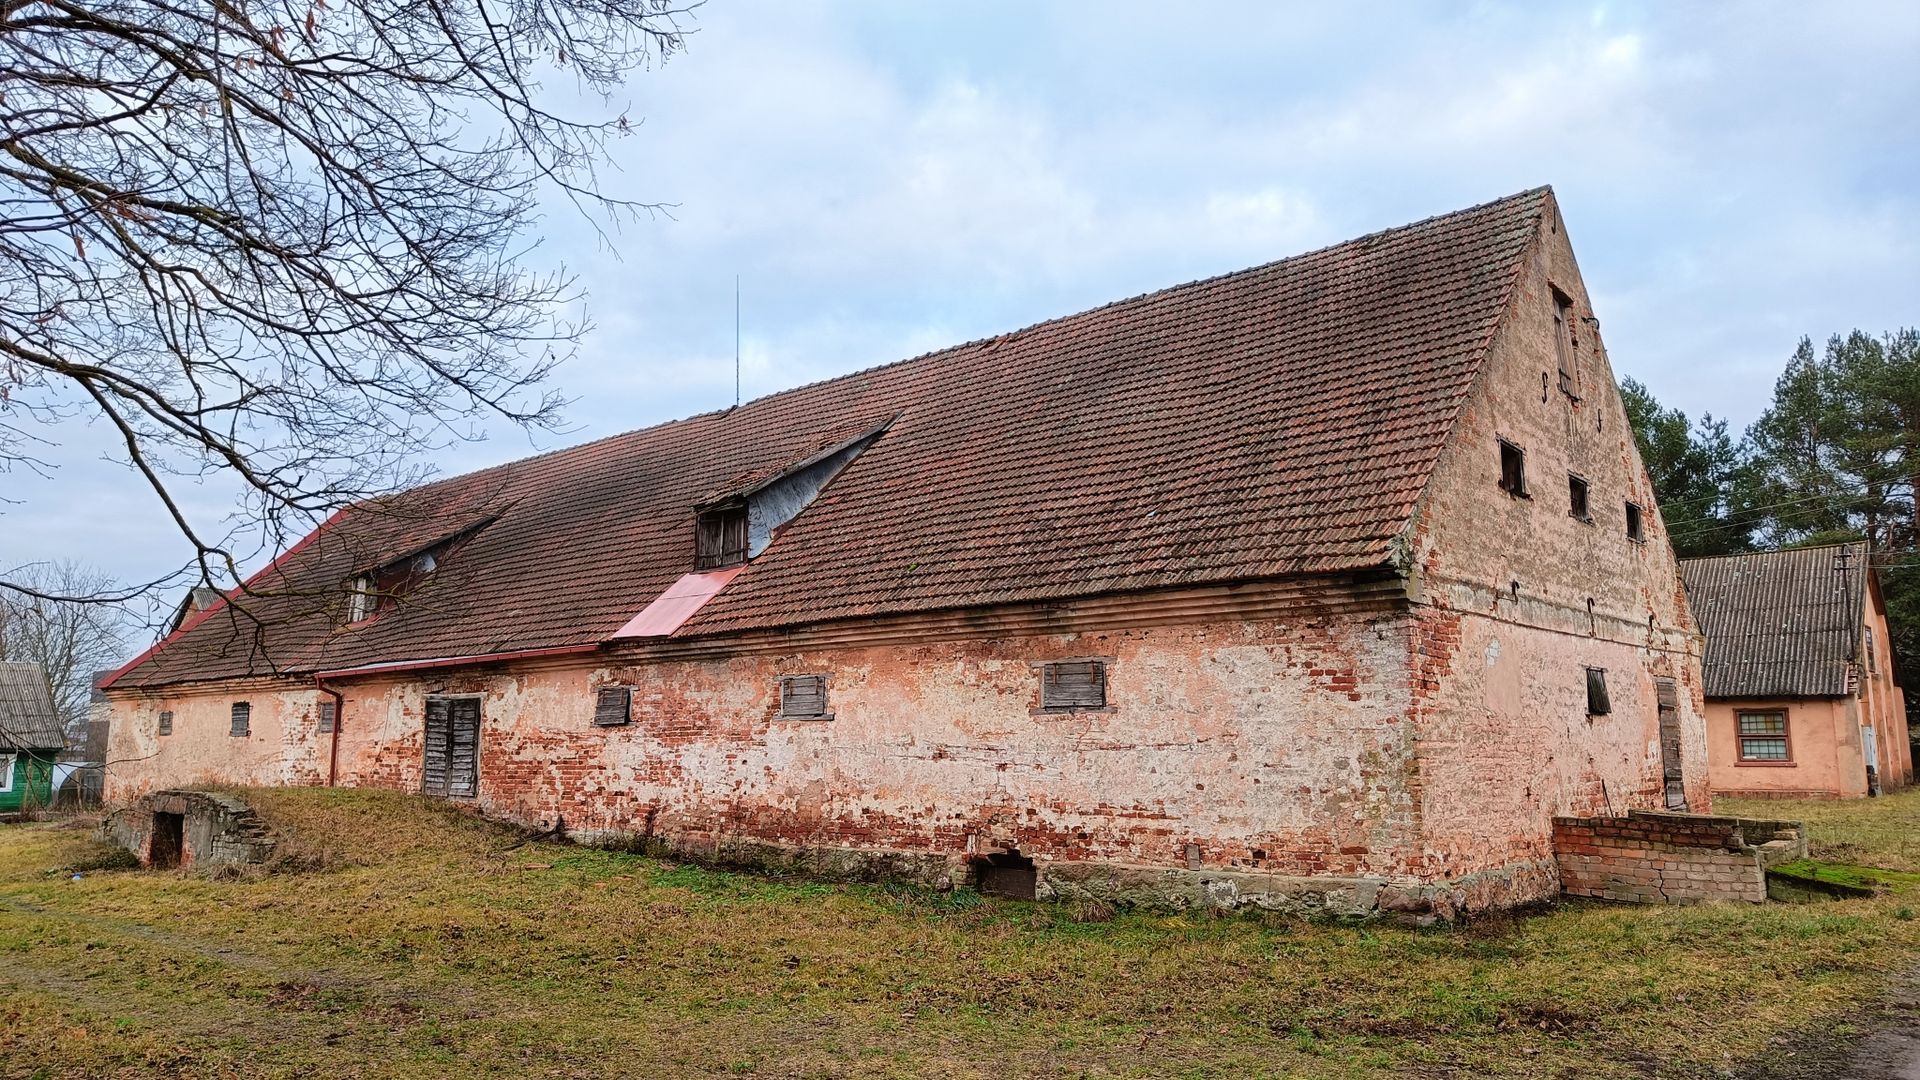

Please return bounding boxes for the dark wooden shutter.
[1585,668,1611,716]
[157,710,173,736]
[318,701,337,734]
[594,687,632,727]
[1655,678,1686,809]
[1042,661,1107,710]
[779,675,828,718]
[448,698,480,798]
[695,504,749,569]
[422,697,451,796]
[229,701,251,737]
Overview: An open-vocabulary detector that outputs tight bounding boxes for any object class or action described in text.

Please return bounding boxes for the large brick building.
[100,188,1707,916]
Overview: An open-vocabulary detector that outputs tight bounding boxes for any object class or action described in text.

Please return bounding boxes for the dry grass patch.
[1,789,1919,1077]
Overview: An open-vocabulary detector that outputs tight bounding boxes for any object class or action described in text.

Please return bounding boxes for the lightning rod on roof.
[734,274,741,409]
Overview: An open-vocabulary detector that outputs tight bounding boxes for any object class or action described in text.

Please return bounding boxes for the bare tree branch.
[0,0,694,609]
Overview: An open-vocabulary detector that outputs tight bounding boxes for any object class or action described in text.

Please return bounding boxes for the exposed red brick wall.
[1552,811,1804,904]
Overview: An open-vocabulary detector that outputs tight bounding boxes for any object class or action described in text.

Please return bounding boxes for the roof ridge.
[371,186,1555,505]
[1678,540,1866,565]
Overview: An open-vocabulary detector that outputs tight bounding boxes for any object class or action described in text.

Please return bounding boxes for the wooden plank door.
[422,697,480,798]
[1655,678,1686,810]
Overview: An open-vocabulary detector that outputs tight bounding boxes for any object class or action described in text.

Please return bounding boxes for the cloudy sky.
[4,1,1918,605]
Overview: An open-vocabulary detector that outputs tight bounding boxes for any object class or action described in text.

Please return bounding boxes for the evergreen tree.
[1618,378,1758,557]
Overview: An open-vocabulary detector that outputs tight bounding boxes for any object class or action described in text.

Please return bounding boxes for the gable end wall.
[1399,196,1708,900]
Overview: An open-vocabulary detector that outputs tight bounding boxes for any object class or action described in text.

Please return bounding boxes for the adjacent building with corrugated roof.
[97,188,1707,916]
[1681,543,1911,799]
[0,661,66,814]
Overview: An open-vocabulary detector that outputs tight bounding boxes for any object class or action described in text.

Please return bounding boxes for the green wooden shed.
[0,662,65,814]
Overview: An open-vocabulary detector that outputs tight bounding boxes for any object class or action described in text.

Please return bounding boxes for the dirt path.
[1740,976,1920,1080]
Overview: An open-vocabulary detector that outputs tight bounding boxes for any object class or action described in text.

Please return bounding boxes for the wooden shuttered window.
[1585,668,1611,716]
[1041,661,1107,710]
[695,504,749,570]
[1655,677,1686,810]
[778,675,829,719]
[318,701,337,734]
[594,687,632,727]
[422,697,481,798]
[229,702,251,737]
[157,710,173,736]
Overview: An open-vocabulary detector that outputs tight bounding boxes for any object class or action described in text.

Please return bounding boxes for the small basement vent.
[593,687,632,727]
[1041,660,1106,710]
[973,849,1038,901]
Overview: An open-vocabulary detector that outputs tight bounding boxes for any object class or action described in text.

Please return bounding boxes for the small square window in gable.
[1568,474,1591,521]
[1625,501,1645,543]
[157,710,173,736]
[1498,439,1528,498]
[779,675,830,719]
[1041,660,1107,711]
[593,687,632,727]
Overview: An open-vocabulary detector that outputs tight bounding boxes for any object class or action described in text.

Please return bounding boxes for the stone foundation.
[1552,810,1806,905]
[102,789,278,869]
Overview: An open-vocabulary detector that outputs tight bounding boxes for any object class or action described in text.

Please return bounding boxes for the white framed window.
[0,753,15,794]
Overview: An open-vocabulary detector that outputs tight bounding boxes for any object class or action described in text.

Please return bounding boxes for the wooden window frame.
[1625,501,1645,543]
[777,674,831,720]
[593,687,633,727]
[1498,439,1529,498]
[345,575,375,624]
[1568,474,1591,522]
[229,701,251,738]
[157,710,173,736]
[1585,667,1611,716]
[695,502,750,570]
[1038,659,1109,712]
[1735,709,1794,766]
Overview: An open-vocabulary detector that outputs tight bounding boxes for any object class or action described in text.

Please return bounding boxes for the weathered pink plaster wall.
[1398,194,1709,895]
[111,592,1470,905]
[1705,698,1854,798]
[106,678,329,795]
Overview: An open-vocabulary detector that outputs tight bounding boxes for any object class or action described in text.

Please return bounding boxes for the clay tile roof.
[106,187,1551,689]
[1679,543,1870,698]
[0,662,65,751]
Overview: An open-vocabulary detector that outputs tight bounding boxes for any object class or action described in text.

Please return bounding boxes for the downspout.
[315,674,346,788]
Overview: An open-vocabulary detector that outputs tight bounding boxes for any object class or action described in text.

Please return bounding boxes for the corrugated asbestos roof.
[106,188,1551,689]
[0,662,66,751]
[1680,543,1869,699]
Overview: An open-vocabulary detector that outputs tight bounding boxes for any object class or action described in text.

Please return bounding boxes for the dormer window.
[342,519,489,625]
[695,502,748,570]
[347,576,376,622]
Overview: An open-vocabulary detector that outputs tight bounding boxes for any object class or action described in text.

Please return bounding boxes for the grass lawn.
[2,789,1919,1079]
